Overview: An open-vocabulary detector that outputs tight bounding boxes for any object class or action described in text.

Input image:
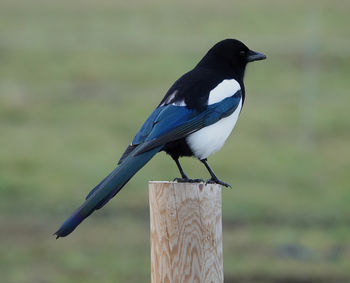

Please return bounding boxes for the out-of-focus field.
[0,0,349,282]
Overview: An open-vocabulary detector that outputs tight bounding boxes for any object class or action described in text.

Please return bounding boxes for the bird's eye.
[239,50,246,57]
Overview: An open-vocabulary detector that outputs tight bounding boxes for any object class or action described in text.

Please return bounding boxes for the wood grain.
[149,181,223,283]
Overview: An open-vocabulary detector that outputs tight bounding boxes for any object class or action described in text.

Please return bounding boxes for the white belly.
[186,98,242,160]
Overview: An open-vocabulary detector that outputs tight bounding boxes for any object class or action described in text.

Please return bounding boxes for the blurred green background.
[1,0,349,282]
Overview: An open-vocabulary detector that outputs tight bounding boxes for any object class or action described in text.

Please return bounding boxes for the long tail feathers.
[54,145,162,238]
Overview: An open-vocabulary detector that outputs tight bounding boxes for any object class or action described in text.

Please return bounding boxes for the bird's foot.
[206,178,232,188]
[173,177,205,183]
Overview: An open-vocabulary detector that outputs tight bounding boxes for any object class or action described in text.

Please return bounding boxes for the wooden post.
[149,181,223,283]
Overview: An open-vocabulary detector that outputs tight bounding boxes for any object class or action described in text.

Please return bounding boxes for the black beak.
[247,50,266,62]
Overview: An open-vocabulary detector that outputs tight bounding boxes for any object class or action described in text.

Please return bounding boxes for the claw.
[173,178,205,183]
[206,178,232,188]
[189,178,205,183]
[173,177,187,182]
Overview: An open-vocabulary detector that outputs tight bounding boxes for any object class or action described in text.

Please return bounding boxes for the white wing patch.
[162,79,240,108]
[160,90,178,106]
[208,79,241,105]
[172,99,186,106]
[160,90,186,107]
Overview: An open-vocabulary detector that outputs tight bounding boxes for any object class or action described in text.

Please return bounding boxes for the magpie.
[55,38,266,238]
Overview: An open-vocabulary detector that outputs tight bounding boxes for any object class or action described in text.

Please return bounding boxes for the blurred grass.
[0,0,349,282]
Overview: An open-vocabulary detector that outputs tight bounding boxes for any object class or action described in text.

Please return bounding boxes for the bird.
[55,38,266,238]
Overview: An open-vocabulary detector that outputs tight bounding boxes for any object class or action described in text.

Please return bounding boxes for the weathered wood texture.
[149,181,223,283]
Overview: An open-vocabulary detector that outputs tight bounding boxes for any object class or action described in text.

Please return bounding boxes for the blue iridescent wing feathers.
[138,92,242,153]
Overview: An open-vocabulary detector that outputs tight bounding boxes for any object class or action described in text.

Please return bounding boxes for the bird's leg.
[174,157,189,179]
[172,157,204,183]
[200,158,232,188]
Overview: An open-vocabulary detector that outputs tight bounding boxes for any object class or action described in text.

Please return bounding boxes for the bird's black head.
[197,38,266,82]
